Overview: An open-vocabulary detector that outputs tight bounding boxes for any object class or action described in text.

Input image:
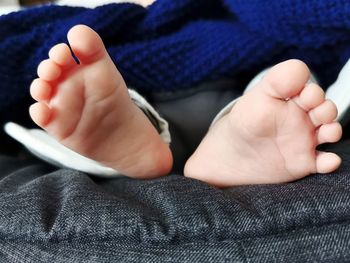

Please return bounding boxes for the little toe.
[67,25,106,64]
[49,43,76,67]
[316,122,342,144]
[30,78,53,101]
[309,100,338,127]
[292,83,325,111]
[29,102,52,127]
[37,59,61,81]
[316,151,341,173]
[263,59,310,100]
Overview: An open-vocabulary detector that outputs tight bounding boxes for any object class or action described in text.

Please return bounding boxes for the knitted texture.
[0,0,350,126]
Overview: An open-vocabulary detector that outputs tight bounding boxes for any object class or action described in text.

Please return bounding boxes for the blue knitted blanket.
[0,0,349,127]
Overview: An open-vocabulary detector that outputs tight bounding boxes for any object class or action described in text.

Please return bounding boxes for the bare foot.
[184,60,342,187]
[29,25,172,178]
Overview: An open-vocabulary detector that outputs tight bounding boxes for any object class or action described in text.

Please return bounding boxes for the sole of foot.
[185,59,342,187]
[29,25,173,179]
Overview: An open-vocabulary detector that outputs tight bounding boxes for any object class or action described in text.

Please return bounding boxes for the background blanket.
[0,0,349,128]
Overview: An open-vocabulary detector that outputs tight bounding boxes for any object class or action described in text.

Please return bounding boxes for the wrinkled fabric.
[1,139,350,262]
[1,1,350,261]
[0,0,350,126]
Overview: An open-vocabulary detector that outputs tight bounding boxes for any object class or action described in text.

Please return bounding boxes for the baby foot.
[29,25,172,178]
[184,60,342,187]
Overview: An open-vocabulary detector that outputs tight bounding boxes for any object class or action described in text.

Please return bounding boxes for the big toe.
[262,59,311,100]
[67,25,106,64]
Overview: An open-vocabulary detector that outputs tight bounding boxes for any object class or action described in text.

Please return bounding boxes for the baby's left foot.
[184,60,342,187]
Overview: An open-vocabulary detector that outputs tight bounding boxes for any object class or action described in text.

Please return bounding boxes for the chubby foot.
[29,25,172,178]
[184,60,342,187]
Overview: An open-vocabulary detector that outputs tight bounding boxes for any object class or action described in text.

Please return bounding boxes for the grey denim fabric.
[1,138,350,262]
[1,79,350,262]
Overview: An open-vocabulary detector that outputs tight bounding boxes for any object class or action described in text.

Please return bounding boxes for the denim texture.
[1,80,350,262]
[1,138,350,262]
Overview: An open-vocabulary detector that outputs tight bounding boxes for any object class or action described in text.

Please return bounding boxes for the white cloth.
[325,58,350,121]
[56,0,154,8]
[0,0,154,16]
[0,0,20,16]
[210,69,268,126]
[4,89,170,177]
[0,0,18,4]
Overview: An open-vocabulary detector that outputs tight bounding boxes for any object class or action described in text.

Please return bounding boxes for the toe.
[30,78,53,101]
[67,25,106,64]
[309,100,338,127]
[316,151,341,173]
[29,102,52,127]
[49,43,76,67]
[37,59,61,81]
[263,59,310,100]
[292,83,325,111]
[316,122,342,144]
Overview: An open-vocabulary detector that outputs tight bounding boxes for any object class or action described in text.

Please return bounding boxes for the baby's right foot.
[185,60,342,187]
[29,25,172,178]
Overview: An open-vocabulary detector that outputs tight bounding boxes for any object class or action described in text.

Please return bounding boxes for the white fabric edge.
[210,98,240,127]
[129,89,171,144]
[0,0,153,17]
[4,122,122,177]
[56,0,154,8]
[0,0,19,5]
[3,89,170,177]
[211,68,270,126]
[325,58,350,121]
[0,0,20,16]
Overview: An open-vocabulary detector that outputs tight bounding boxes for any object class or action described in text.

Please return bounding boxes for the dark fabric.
[1,0,350,127]
[0,140,350,262]
[1,1,350,260]
[151,79,244,172]
[0,79,349,262]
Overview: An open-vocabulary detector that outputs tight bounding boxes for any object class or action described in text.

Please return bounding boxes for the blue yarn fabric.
[0,0,350,126]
